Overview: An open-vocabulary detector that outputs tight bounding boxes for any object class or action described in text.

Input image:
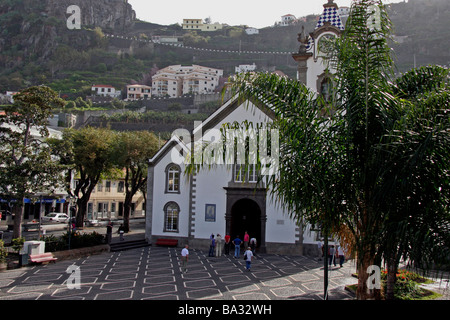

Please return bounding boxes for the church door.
[230,198,261,248]
[225,186,267,253]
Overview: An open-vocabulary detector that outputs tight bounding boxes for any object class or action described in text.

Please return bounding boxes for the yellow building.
[182,19,223,32]
[86,179,145,221]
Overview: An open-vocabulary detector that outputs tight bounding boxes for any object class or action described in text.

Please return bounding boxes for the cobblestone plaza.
[0,246,357,300]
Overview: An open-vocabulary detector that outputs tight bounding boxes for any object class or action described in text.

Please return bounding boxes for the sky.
[128,0,404,29]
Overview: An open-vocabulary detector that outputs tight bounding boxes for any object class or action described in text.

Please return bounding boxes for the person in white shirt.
[317,240,323,261]
[337,245,345,267]
[244,247,253,271]
[181,245,189,273]
[215,234,223,257]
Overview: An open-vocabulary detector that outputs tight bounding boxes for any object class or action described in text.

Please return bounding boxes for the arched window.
[164,202,179,232]
[165,164,181,193]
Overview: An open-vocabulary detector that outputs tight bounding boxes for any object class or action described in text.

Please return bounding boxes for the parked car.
[41,213,69,224]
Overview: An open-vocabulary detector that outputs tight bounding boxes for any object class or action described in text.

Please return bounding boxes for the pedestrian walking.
[208,234,215,257]
[244,247,253,271]
[328,245,336,266]
[232,235,242,258]
[243,231,249,250]
[250,237,257,255]
[338,245,345,267]
[317,239,323,261]
[118,224,125,241]
[106,220,113,244]
[224,234,231,255]
[215,234,223,257]
[181,244,189,273]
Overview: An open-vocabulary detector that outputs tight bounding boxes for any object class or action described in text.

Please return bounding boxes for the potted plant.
[0,240,8,271]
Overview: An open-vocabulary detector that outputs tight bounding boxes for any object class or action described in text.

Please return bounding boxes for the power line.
[104,33,296,56]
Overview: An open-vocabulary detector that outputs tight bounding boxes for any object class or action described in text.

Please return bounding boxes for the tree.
[330,0,398,299]
[111,131,161,232]
[0,86,65,238]
[53,127,116,228]
[230,0,449,300]
[378,65,450,299]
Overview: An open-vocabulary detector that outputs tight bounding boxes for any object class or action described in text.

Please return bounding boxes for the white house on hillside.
[235,63,257,74]
[91,85,121,98]
[245,28,259,35]
[280,14,296,26]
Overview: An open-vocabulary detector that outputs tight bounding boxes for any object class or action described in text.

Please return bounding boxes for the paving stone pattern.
[0,247,358,300]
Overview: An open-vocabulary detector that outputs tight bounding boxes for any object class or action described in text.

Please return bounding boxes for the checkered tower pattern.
[316,7,345,30]
[306,7,345,50]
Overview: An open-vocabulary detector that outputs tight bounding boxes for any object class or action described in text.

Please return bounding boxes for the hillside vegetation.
[0,0,448,98]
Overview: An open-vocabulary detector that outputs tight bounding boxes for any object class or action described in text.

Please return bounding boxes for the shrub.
[0,240,8,263]
[61,231,105,249]
[42,232,105,252]
[381,269,430,300]
[11,237,25,254]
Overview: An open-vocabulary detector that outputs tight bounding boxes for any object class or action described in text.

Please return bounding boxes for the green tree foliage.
[53,127,117,228]
[379,65,450,299]
[0,86,65,238]
[230,0,450,300]
[111,131,162,232]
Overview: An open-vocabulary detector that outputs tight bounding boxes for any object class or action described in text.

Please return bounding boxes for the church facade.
[145,0,345,256]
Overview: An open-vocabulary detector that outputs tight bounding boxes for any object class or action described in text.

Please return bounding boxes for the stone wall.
[52,244,110,261]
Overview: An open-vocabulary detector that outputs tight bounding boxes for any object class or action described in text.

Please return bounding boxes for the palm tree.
[378,65,450,299]
[230,0,450,300]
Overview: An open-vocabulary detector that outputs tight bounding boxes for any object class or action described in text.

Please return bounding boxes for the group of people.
[181,231,258,273]
[317,240,346,268]
[208,231,257,259]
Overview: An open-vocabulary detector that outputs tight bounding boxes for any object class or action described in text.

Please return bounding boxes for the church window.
[248,164,258,183]
[164,202,179,232]
[166,164,181,193]
[234,164,258,183]
[234,164,244,182]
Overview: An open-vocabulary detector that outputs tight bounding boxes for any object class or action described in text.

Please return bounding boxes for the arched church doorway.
[230,198,261,248]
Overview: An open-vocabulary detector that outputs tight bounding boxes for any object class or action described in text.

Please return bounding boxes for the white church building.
[145,0,345,256]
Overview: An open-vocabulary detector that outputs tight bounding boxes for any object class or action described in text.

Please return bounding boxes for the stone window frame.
[165,163,181,194]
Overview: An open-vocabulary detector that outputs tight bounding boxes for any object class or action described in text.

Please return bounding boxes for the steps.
[109,239,150,252]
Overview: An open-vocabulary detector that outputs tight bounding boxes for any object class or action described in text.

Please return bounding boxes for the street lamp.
[66,196,76,250]
[39,195,42,239]
[313,223,329,300]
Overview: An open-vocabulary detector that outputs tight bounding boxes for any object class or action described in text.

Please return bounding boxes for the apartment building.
[152,65,223,98]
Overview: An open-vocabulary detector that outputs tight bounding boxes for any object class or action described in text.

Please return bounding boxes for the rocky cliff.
[45,0,136,31]
[0,0,136,73]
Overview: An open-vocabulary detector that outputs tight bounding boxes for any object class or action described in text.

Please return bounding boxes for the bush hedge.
[42,231,105,252]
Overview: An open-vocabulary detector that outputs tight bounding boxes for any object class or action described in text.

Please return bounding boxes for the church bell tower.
[292,0,344,95]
